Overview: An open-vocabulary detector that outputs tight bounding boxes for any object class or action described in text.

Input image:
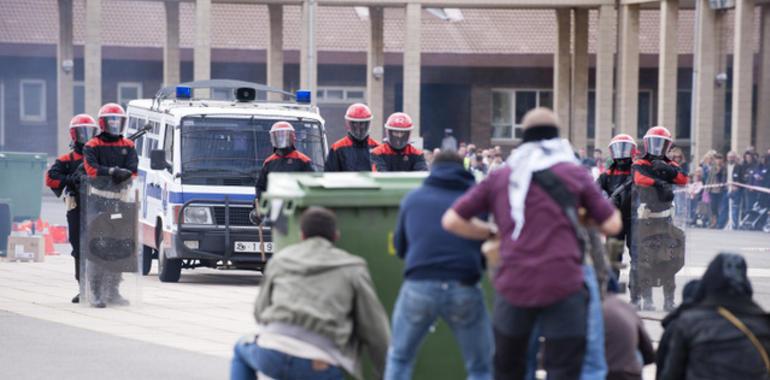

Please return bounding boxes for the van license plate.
[234,241,273,253]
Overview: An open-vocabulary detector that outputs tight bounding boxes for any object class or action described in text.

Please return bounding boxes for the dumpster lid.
[297,173,381,190]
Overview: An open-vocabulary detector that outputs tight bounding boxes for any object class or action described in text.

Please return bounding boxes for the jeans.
[230,340,344,380]
[525,265,607,380]
[730,189,744,228]
[385,279,494,380]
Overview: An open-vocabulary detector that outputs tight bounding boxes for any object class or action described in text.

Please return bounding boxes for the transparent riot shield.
[79,176,141,308]
[631,178,687,312]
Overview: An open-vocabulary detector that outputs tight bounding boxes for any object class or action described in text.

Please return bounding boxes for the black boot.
[642,288,655,311]
[664,281,676,312]
[71,294,79,303]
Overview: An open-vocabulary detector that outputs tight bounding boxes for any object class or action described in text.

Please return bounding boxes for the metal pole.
[307,0,317,106]
[690,0,701,163]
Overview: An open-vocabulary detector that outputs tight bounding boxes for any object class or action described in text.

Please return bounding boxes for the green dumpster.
[261,172,487,380]
[0,152,48,221]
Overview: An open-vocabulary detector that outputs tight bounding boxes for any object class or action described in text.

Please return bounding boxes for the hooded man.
[660,253,770,380]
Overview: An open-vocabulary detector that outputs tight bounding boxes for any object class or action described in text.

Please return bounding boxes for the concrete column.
[692,0,717,161]
[267,5,284,101]
[617,4,640,137]
[84,0,101,116]
[712,11,728,151]
[595,4,616,151]
[757,6,770,153]
[553,8,571,135]
[731,0,756,152]
[194,0,211,98]
[367,7,385,141]
[658,0,679,135]
[164,1,180,87]
[57,0,74,155]
[572,8,589,151]
[300,0,318,105]
[403,3,422,137]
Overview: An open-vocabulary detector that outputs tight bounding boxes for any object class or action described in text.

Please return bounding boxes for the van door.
[158,119,178,233]
[143,119,164,243]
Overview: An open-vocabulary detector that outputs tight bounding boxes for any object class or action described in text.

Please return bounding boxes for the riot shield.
[79,176,141,308]
[631,179,687,312]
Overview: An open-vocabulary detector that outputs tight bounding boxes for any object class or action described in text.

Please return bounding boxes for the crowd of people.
[230,104,770,380]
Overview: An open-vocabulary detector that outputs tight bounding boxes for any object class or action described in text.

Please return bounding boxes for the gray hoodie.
[254,237,391,379]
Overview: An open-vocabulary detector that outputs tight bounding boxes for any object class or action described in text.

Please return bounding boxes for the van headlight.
[183,206,213,225]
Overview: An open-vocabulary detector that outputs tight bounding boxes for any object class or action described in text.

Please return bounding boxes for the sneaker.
[71,294,79,304]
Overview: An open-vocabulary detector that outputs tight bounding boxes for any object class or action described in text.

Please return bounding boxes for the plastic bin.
[0,152,47,221]
[261,172,486,380]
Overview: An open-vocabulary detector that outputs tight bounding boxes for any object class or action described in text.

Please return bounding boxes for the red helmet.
[643,126,673,157]
[269,121,296,149]
[608,133,637,160]
[97,103,127,136]
[69,114,99,144]
[384,112,413,150]
[345,103,373,141]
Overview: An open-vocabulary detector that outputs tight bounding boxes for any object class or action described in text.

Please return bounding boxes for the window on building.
[637,90,653,138]
[676,91,692,139]
[117,82,143,109]
[20,79,46,123]
[491,89,553,140]
[74,82,85,115]
[316,87,366,104]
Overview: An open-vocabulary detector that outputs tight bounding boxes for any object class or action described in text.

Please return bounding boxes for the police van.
[125,80,327,282]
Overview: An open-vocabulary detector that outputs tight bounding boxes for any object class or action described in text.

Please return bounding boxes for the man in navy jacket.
[385,151,493,380]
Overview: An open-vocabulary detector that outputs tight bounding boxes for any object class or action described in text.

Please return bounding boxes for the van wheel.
[141,245,154,276]
[158,246,182,283]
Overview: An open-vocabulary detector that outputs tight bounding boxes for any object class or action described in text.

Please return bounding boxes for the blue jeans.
[730,189,743,228]
[525,265,607,380]
[230,340,344,380]
[385,279,494,380]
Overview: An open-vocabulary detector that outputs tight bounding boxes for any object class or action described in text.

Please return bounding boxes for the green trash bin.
[0,152,48,221]
[261,172,487,380]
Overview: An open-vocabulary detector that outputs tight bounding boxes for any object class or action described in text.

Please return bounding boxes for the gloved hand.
[66,174,81,188]
[652,160,677,181]
[653,180,675,203]
[109,167,133,183]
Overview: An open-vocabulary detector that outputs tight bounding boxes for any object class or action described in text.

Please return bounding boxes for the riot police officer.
[45,114,99,303]
[82,103,138,308]
[370,112,428,172]
[324,103,380,172]
[597,134,636,279]
[255,121,315,200]
[631,126,688,311]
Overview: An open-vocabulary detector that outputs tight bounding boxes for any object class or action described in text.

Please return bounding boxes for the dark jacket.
[603,294,655,380]
[597,160,633,238]
[255,148,314,199]
[660,294,770,380]
[46,151,83,198]
[324,135,379,172]
[370,144,428,172]
[393,162,484,284]
[83,134,138,178]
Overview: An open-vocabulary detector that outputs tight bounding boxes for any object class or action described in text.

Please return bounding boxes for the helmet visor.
[644,137,672,157]
[387,130,410,150]
[609,141,635,160]
[71,126,98,144]
[103,116,126,135]
[270,129,294,149]
[347,120,370,141]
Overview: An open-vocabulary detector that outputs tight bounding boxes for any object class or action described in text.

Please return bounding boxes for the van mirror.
[150,150,170,170]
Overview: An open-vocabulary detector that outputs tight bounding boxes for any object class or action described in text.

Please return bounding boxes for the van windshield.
[180,116,325,186]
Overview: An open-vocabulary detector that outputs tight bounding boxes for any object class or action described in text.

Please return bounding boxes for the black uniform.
[45,150,84,281]
[370,144,428,172]
[82,133,138,307]
[255,148,315,199]
[324,135,379,172]
[597,160,633,279]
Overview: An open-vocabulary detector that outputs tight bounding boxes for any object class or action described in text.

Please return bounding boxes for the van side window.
[163,124,174,171]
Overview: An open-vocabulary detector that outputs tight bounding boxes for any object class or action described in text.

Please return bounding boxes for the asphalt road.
[0,311,229,380]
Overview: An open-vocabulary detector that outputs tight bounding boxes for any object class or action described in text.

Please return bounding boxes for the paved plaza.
[1,196,769,379]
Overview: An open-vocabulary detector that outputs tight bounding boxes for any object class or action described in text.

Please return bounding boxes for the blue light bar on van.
[296,90,311,104]
[176,86,192,99]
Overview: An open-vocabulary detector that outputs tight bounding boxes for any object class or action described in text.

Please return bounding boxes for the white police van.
[125,80,327,282]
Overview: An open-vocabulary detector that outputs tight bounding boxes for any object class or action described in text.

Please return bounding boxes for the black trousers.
[67,207,80,282]
[493,289,588,380]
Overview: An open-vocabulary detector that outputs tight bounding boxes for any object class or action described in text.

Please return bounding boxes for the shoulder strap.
[531,170,584,257]
[717,306,770,373]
